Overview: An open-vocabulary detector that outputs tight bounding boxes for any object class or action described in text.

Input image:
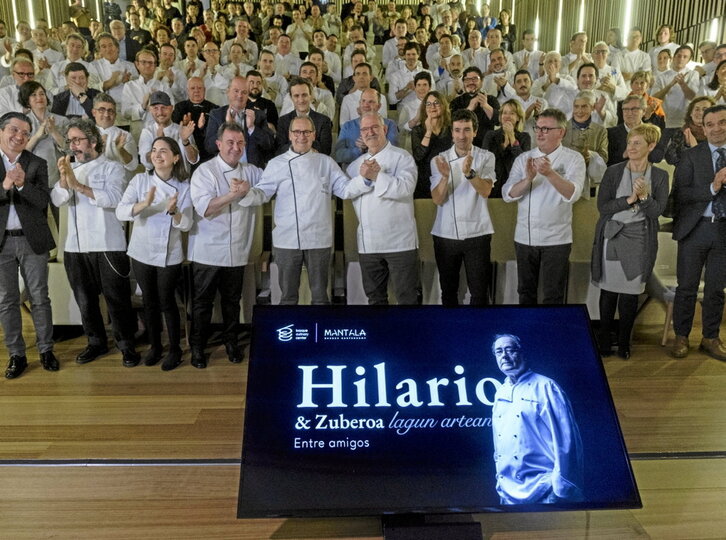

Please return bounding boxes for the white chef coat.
[116,172,192,266]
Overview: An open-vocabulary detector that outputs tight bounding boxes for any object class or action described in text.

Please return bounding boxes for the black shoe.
[143,347,162,366]
[225,342,243,364]
[76,344,109,364]
[617,346,631,360]
[191,348,207,369]
[161,349,183,371]
[122,349,141,368]
[5,355,27,379]
[40,351,59,371]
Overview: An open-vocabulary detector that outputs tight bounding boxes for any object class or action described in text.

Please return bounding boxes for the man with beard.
[51,119,140,367]
[138,91,198,171]
[91,94,139,180]
[436,53,466,99]
[344,112,419,305]
[245,70,279,132]
[508,70,547,136]
[450,66,500,147]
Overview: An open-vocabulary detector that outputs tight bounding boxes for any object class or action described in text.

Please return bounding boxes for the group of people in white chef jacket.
[53,107,498,371]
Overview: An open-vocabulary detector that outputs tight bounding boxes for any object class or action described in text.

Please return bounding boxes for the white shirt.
[121,76,175,123]
[241,149,350,250]
[388,65,433,106]
[612,48,651,75]
[324,50,342,85]
[138,122,199,171]
[340,89,388,127]
[0,85,23,113]
[653,68,701,128]
[153,65,188,103]
[280,86,335,119]
[462,47,489,72]
[382,37,400,68]
[502,145,586,246]
[493,370,584,504]
[1,150,22,230]
[531,74,577,114]
[116,172,192,266]
[430,146,497,240]
[274,52,303,79]
[92,58,138,115]
[50,59,102,94]
[187,157,263,267]
[221,37,259,66]
[97,125,139,175]
[345,142,418,253]
[51,155,128,252]
[513,49,544,81]
[648,43,679,71]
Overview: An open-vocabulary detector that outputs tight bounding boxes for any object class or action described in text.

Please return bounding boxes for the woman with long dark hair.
[704,59,726,104]
[116,137,193,371]
[664,95,716,165]
[411,90,452,198]
[482,99,531,198]
[591,124,668,359]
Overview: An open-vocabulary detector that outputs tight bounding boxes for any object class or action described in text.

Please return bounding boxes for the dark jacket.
[672,141,720,242]
[204,105,276,168]
[276,109,333,156]
[0,150,54,254]
[607,124,664,166]
[50,88,100,118]
[591,161,668,283]
[481,129,531,198]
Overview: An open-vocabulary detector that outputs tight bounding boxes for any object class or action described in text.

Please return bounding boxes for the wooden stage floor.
[0,301,724,539]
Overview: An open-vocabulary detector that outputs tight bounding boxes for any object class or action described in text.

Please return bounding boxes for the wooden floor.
[0,300,724,538]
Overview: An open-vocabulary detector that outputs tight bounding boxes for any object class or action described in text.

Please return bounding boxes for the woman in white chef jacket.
[116,137,193,371]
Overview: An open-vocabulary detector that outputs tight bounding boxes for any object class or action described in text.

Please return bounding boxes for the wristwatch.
[464,169,477,180]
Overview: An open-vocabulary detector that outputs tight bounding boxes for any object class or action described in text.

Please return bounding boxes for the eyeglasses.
[425,101,441,107]
[13,71,34,78]
[93,107,116,115]
[533,125,562,134]
[5,125,31,138]
[622,107,643,112]
[463,76,480,83]
[593,49,609,54]
[137,59,156,65]
[494,347,520,356]
[290,130,313,136]
[360,125,381,133]
[65,136,89,145]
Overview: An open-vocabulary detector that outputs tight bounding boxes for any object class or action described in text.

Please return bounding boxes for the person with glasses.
[48,33,101,96]
[482,99,530,198]
[122,49,174,139]
[90,93,139,181]
[412,90,453,198]
[51,118,141,368]
[607,95,665,166]
[490,334,583,505]
[450,66,500,148]
[0,57,36,114]
[590,41,629,103]
[344,112,419,305]
[276,77,333,155]
[241,116,351,305]
[620,70,665,129]
[502,108,586,305]
[531,51,577,115]
[198,41,227,106]
[0,111,58,379]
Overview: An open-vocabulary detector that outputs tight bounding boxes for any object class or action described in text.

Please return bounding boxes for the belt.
[4,229,24,237]
[701,216,726,223]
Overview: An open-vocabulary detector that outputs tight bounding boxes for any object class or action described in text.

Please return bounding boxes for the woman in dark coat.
[411,90,453,198]
[591,124,669,359]
[482,99,530,197]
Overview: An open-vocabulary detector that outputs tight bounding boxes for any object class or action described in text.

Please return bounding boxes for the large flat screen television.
[238,305,640,518]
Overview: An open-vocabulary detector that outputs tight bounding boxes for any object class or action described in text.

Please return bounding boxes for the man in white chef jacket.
[344,112,420,305]
[187,122,263,369]
[51,118,140,367]
[240,116,350,305]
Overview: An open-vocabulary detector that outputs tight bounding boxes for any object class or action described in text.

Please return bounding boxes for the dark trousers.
[598,289,639,348]
[190,262,244,350]
[673,220,726,339]
[433,234,491,307]
[359,249,420,305]
[273,247,331,305]
[64,251,137,350]
[132,259,182,352]
[514,242,571,305]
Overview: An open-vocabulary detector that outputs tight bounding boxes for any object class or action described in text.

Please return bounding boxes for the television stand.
[382,514,482,540]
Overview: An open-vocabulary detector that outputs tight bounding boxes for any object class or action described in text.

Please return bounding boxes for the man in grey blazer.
[0,112,57,378]
[671,104,726,360]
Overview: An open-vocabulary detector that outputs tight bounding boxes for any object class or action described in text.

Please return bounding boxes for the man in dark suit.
[607,95,665,166]
[0,112,58,378]
[173,77,216,164]
[276,77,333,155]
[109,19,141,62]
[671,104,726,361]
[204,76,276,168]
[50,63,100,119]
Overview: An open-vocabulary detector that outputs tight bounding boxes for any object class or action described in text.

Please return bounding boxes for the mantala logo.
[277,324,294,342]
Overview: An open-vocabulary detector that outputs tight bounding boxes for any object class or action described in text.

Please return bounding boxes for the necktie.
[712,148,726,219]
